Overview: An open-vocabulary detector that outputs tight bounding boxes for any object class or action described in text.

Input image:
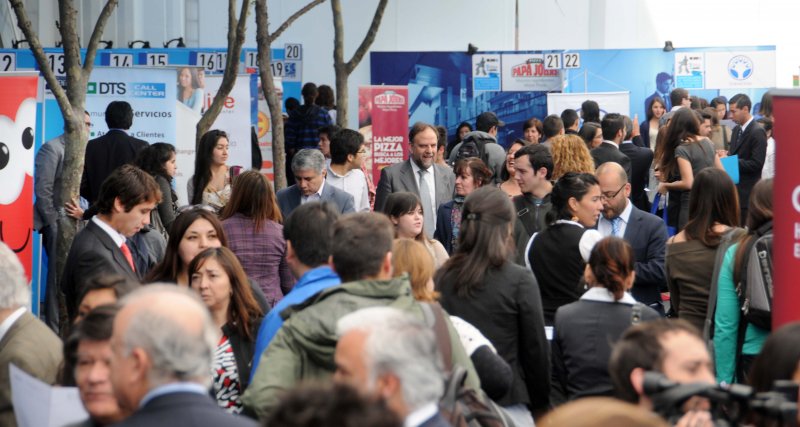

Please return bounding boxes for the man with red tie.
[62,164,161,322]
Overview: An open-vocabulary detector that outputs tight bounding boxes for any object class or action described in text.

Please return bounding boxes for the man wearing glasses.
[34,110,92,331]
[596,162,668,315]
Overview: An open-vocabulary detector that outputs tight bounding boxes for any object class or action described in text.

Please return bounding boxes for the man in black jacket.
[619,115,654,212]
[511,144,553,266]
[725,94,767,223]
[592,113,632,180]
[81,101,149,205]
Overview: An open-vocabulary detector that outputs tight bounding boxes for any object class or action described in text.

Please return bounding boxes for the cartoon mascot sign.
[0,73,38,281]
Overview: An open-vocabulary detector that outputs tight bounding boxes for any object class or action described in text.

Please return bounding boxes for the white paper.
[9,364,88,427]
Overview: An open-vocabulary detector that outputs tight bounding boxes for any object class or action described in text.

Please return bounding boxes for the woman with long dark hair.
[221,171,294,307]
[382,192,448,269]
[446,121,473,158]
[189,129,231,212]
[578,122,602,150]
[551,237,660,403]
[434,157,492,254]
[640,96,666,150]
[666,168,740,333]
[714,178,772,385]
[189,247,264,414]
[499,139,529,198]
[145,207,269,312]
[435,186,548,425]
[655,108,723,229]
[526,172,604,325]
[135,142,178,233]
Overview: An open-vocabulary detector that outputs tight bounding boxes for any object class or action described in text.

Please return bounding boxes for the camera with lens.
[643,371,798,426]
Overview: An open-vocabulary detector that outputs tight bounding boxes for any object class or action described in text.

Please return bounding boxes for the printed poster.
[704,50,776,89]
[501,53,562,92]
[0,72,37,281]
[358,86,409,186]
[674,52,704,89]
[472,54,501,92]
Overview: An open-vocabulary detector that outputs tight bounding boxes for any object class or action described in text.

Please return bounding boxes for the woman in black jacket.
[188,247,264,414]
[435,186,548,425]
[550,237,660,404]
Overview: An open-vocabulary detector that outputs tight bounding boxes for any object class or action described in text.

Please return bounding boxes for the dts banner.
[770,90,800,328]
[0,72,38,282]
[358,86,409,186]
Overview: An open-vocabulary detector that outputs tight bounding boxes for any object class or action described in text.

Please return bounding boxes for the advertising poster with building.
[358,86,409,186]
[0,72,38,282]
[472,54,501,92]
[704,50,776,89]
[769,91,800,327]
[501,54,562,92]
[674,52,704,89]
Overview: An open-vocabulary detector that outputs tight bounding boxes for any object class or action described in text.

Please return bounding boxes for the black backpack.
[735,221,774,331]
[420,303,515,427]
[455,134,490,168]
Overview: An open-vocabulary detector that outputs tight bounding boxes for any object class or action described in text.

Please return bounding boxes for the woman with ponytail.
[550,237,660,404]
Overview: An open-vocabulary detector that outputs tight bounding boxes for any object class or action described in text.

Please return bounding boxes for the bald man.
[595,162,667,314]
[109,285,257,427]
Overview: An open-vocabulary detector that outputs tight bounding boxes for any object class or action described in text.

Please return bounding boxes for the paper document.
[10,364,88,427]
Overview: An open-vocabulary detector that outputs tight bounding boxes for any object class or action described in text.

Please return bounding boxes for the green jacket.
[241,276,481,422]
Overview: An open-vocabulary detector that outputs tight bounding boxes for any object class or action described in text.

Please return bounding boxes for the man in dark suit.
[619,115,654,212]
[726,94,767,222]
[592,113,632,180]
[375,122,455,237]
[109,285,257,427]
[62,165,161,321]
[335,307,451,427]
[596,163,667,314]
[0,242,63,427]
[81,101,149,205]
[276,148,355,217]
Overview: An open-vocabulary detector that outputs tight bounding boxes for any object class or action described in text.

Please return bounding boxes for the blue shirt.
[249,266,341,380]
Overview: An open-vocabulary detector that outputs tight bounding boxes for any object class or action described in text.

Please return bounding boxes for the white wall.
[17,0,800,128]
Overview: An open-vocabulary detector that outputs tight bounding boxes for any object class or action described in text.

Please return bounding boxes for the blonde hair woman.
[551,134,596,181]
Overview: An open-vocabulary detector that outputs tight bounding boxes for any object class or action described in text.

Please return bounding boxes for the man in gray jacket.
[448,111,507,184]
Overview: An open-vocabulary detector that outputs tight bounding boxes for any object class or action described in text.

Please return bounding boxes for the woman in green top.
[714,178,773,385]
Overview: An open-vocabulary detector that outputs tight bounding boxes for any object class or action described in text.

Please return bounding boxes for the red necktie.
[120,242,136,272]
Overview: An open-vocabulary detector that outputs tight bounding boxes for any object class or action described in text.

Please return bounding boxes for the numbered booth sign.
[0,52,16,71]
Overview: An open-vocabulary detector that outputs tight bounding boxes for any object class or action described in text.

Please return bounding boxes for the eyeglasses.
[177,204,217,214]
[601,184,626,200]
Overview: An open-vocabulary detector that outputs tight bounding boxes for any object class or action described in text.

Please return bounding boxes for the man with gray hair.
[334,307,450,427]
[109,285,257,427]
[0,242,62,427]
[276,148,355,217]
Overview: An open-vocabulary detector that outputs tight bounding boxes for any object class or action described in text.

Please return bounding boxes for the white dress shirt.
[404,402,439,427]
[597,200,633,238]
[91,215,126,247]
[301,179,326,204]
[0,307,26,343]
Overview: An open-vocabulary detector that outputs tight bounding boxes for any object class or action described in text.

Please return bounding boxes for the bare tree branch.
[256,0,287,190]
[82,0,119,77]
[344,0,388,74]
[195,0,250,144]
[269,0,325,41]
[8,0,71,119]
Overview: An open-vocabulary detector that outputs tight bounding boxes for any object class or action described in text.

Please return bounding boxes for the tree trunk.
[255,0,324,190]
[196,0,250,145]
[10,0,118,333]
[330,0,389,128]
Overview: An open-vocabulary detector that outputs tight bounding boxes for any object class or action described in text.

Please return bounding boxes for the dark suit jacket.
[644,91,670,114]
[0,312,63,427]
[61,220,141,320]
[590,142,632,181]
[80,130,149,204]
[434,200,456,254]
[623,206,668,307]
[276,182,355,218]
[728,121,767,214]
[619,142,654,212]
[113,392,258,427]
[374,160,455,213]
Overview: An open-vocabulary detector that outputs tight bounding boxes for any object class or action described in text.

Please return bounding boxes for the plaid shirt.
[285,105,333,150]
[222,213,295,307]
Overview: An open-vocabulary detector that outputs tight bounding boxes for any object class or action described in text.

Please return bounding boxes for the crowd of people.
[7,84,795,427]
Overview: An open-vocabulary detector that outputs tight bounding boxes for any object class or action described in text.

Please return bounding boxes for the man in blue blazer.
[276,148,355,218]
[596,163,667,314]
